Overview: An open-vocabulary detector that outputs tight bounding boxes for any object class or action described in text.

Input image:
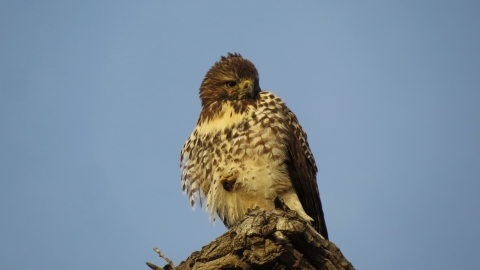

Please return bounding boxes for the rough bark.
[147,206,354,270]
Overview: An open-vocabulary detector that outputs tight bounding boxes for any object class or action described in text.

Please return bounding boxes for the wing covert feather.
[284,109,329,239]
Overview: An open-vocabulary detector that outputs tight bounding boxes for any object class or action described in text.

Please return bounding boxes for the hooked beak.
[239,79,257,99]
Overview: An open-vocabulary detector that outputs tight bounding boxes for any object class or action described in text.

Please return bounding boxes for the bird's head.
[199,53,261,107]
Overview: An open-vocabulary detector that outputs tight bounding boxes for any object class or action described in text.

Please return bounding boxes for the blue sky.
[1,1,479,269]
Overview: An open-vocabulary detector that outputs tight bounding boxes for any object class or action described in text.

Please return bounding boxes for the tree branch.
[147,206,354,269]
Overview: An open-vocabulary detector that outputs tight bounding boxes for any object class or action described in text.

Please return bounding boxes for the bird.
[180,53,328,239]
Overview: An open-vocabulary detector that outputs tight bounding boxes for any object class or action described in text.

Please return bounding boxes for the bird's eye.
[225,81,237,88]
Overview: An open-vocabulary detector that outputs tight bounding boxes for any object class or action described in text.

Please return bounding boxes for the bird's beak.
[239,79,254,98]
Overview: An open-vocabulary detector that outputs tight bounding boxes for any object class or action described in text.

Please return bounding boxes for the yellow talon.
[220,168,239,192]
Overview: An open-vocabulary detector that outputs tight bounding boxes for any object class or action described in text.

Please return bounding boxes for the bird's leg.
[220,168,239,192]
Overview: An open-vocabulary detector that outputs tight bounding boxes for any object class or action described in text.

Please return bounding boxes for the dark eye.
[225,81,237,87]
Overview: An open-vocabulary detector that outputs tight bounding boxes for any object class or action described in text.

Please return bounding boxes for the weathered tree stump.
[147,206,354,270]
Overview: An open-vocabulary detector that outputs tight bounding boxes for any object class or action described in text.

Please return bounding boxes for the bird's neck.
[196,100,255,135]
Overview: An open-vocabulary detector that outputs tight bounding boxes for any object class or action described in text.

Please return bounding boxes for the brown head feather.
[199,53,261,112]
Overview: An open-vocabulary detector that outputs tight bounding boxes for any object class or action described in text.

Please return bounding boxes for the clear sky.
[1,1,479,269]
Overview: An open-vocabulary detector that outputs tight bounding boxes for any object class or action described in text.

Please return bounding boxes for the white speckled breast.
[181,91,312,226]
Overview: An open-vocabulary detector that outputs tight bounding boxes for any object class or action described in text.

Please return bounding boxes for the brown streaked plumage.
[180,53,328,239]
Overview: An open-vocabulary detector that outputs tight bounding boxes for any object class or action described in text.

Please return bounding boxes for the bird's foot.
[220,168,239,192]
[274,197,290,211]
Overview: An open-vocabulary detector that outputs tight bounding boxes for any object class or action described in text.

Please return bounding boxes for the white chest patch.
[196,103,252,136]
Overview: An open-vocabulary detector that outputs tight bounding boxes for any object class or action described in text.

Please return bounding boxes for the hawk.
[180,53,328,239]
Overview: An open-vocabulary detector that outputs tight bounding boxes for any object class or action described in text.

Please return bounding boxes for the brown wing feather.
[285,109,329,239]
